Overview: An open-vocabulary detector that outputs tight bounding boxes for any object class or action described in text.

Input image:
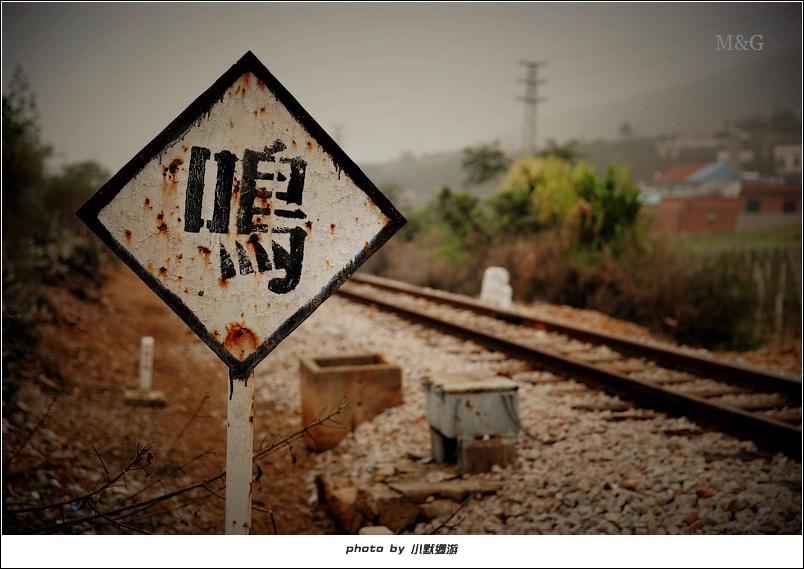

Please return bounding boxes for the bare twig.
[5,442,156,516]
[427,496,472,535]
[159,393,210,461]
[3,394,59,471]
[5,403,351,534]
[86,499,150,535]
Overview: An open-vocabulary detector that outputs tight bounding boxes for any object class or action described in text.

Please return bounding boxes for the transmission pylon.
[518,60,547,156]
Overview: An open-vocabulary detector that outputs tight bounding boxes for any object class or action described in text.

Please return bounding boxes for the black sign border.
[77,51,406,381]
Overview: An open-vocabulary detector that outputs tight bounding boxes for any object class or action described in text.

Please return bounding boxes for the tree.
[618,121,635,139]
[44,160,110,233]
[2,65,52,246]
[435,186,487,249]
[461,140,511,186]
[538,139,584,164]
[569,163,642,252]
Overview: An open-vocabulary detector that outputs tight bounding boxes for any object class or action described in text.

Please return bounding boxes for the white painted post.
[480,266,513,308]
[225,371,254,535]
[139,336,154,391]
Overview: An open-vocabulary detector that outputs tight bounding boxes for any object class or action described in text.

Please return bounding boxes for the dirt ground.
[2,258,337,535]
[3,256,801,536]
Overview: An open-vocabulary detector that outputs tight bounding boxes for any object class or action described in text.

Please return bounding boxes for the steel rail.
[349,273,802,401]
[337,278,802,461]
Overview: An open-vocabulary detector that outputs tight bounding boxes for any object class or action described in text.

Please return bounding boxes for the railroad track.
[336,273,802,461]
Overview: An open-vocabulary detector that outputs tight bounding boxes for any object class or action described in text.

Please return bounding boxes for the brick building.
[644,164,801,235]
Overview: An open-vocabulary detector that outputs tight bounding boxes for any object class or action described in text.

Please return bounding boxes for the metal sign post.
[226,371,254,533]
[77,51,406,534]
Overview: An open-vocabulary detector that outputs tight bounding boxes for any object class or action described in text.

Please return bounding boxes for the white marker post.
[76,51,405,535]
[124,336,165,406]
[139,336,154,390]
[226,372,254,534]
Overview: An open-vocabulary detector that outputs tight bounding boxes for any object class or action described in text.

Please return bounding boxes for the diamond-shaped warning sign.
[77,51,406,378]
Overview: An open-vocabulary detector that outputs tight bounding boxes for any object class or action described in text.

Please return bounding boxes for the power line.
[518,60,547,156]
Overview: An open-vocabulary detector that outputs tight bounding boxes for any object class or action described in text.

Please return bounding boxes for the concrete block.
[356,484,420,533]
[123,388,165,407]
[301,353,402,451]
[358,525,394,535]
[457,433,518,475]
[328,487,364,534]
[419,499,462,524]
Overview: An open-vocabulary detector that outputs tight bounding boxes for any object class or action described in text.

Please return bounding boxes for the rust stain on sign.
[223,322,259,361]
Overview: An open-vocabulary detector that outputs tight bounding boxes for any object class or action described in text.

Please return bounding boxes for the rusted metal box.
[422,373,519,473]
[422,373,519,439]
[300,353,402,451]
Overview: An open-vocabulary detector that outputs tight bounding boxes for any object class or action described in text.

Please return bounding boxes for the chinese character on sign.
[77,52,406,378]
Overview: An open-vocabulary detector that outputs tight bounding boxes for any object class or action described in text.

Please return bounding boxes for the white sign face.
[78,52,405,378]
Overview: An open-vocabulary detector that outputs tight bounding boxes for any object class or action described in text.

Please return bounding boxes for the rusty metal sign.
[77,51,406,379]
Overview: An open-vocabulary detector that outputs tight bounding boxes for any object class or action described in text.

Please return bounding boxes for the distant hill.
[361,151,501,212]
[360,48,801,209]
[543,47,801,146]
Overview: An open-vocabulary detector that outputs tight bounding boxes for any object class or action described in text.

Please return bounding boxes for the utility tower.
[518,60,547,156]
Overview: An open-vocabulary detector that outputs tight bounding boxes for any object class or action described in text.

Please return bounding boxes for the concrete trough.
[300,353,402,451]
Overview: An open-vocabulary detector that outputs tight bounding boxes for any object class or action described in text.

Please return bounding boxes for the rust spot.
[364,241,369,250]
[326,259,332,270]
[182,145,189,152]
[223,322,259,360]
[157,211,168,234]
[256,78,265,89]
[218,277,229,288]
[232,178,240,197]
[229,119,235,129]
[292,140,298,150]
[124,229,132,242]
[147,262,155,273]
[305,220,313,230]
[162,157,183,178]
[184,288,189,295]
[355,217,359,223]
[322,157,327,165]
[247,233,261,245]
[198,245,212,257]
[144,197,151,209]
[212,330,220,338]
[329,223,336,235]
[306,141,313,151]
[177,275,183,281]
[158,266,168,278]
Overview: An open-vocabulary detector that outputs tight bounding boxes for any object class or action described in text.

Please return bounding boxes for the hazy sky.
[2,2,801,175]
